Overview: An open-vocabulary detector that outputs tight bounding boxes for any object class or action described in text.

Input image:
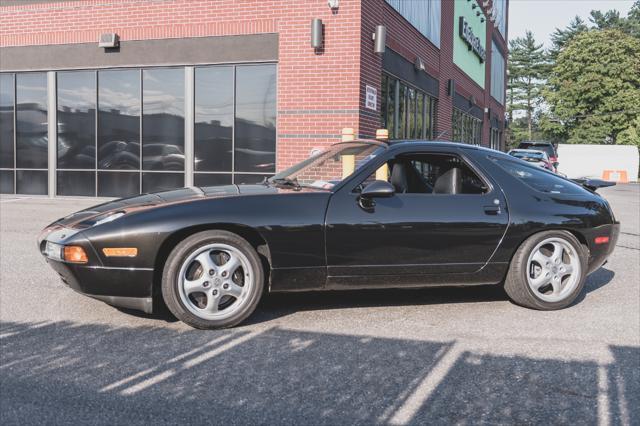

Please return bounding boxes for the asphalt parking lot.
[1,184,638,425]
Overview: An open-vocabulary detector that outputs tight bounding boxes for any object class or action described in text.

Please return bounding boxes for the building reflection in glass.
[16,73,48,169]
[57,71,96,169]
[143,68,185,171]
[98,69,140,170]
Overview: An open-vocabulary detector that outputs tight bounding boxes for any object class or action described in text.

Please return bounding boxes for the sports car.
[38,140,620,329]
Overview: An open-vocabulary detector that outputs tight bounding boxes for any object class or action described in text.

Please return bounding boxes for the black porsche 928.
[38,141,619,329]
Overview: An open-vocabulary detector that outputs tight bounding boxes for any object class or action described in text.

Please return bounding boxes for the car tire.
[504,230,588,310]
[162,230,264,329]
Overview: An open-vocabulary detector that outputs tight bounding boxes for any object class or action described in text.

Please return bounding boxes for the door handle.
[483,205,501,215]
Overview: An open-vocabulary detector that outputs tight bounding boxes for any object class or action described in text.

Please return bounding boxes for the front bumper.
[44,258,154,314]
[39,225,154,314]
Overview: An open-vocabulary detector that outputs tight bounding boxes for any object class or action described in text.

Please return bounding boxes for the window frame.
[348,147,494,197]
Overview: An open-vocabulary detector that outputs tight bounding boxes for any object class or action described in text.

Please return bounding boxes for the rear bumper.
[45,257,154,314]
[585,223,620,274]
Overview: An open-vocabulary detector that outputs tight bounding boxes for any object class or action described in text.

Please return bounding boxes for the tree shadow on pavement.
[0,320,637,425]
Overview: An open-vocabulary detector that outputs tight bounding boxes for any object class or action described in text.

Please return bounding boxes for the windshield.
[269,142,386,190]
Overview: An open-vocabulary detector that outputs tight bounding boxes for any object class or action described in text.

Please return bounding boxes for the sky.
[508,0,636,47]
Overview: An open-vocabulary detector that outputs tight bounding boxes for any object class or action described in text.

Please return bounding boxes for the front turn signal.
[64,246,88,263]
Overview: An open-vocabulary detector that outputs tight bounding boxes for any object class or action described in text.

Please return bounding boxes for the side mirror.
[358,180,395,210]
[361,180,395,198]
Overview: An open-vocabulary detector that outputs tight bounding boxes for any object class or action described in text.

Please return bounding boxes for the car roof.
[354,139,494,151]
[350,139,508,156]
[509,149,545,154]
[519,140,553,146]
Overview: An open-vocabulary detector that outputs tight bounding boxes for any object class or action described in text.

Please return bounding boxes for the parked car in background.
[508,149,556,172]
[517,141,559,170]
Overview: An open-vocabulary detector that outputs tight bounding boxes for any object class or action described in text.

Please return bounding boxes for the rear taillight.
[594,236,610,245]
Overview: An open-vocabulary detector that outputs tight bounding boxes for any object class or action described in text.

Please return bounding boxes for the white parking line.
[388,342,463,425]
[597,364,611,426]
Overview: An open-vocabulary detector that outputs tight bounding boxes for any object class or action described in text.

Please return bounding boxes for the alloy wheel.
[526,237,581,303]
[177,243,254,320]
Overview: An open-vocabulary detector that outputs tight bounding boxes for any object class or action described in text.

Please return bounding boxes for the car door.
[324,146,509,287]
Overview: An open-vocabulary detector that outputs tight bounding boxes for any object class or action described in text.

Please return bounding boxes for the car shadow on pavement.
[118,266,616,326]
[572,267,615,306]
[0,320,637,425]
[250,266,616,325]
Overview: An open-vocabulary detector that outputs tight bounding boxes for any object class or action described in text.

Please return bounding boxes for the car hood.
[54,184,322,229]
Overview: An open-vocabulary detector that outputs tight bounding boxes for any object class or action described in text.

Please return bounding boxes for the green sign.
[453,0,487,88]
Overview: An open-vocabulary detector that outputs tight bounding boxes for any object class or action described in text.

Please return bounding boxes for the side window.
[491,156,584,194]
[359,153,488,195]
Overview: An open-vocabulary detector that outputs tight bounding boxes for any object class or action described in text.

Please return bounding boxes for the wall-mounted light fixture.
[328,0,339,9]
[414,57,426,72]
[98,33,119,48]
[373,25,386,54]
[311,18,323,49]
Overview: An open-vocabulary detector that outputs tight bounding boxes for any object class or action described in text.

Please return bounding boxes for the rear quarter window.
[491,157,585,195]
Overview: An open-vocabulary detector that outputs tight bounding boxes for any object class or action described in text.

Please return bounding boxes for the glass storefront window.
[386,77,396,139]
[142,68,185,171]
[195,66,234,172]
[452,107,483,145]
[381,73,435,141]
[57,171,95,197]
[385,0,441,47]
[408,88,416,139]
[98,69,140,171]
[490,128,502,150]
[0,74,14,171]
[234,65,277,174]
[2,63,277,197]
[0,74,15,194]
[97,171,139,198]
[16,73,48,170]
[57,71,96,170]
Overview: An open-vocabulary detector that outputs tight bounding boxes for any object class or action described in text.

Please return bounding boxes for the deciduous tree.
[544,29,640,144]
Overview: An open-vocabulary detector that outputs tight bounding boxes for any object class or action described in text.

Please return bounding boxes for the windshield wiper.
[269,177,302,191]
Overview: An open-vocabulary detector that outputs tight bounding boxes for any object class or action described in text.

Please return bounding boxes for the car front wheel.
[504,230,588,310]
[162,230,264,329]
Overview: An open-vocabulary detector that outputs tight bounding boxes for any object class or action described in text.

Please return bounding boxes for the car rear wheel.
[162,230,264,329]
[504,230,588,310]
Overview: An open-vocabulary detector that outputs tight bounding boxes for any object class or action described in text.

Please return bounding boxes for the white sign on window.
[365,85,377,110]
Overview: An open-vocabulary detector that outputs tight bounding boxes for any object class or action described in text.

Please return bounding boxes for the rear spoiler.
[572,178,616,191]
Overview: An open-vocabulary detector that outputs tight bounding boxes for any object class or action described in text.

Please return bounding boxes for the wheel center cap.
[214,278,222,286]
[551,266,558,274]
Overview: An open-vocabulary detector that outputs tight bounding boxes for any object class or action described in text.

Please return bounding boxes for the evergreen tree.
[507,31,548,141]
[549,16,588,61]
[626,0,640,38]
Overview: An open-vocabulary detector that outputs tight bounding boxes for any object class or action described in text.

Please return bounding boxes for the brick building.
[0,0,508,197]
